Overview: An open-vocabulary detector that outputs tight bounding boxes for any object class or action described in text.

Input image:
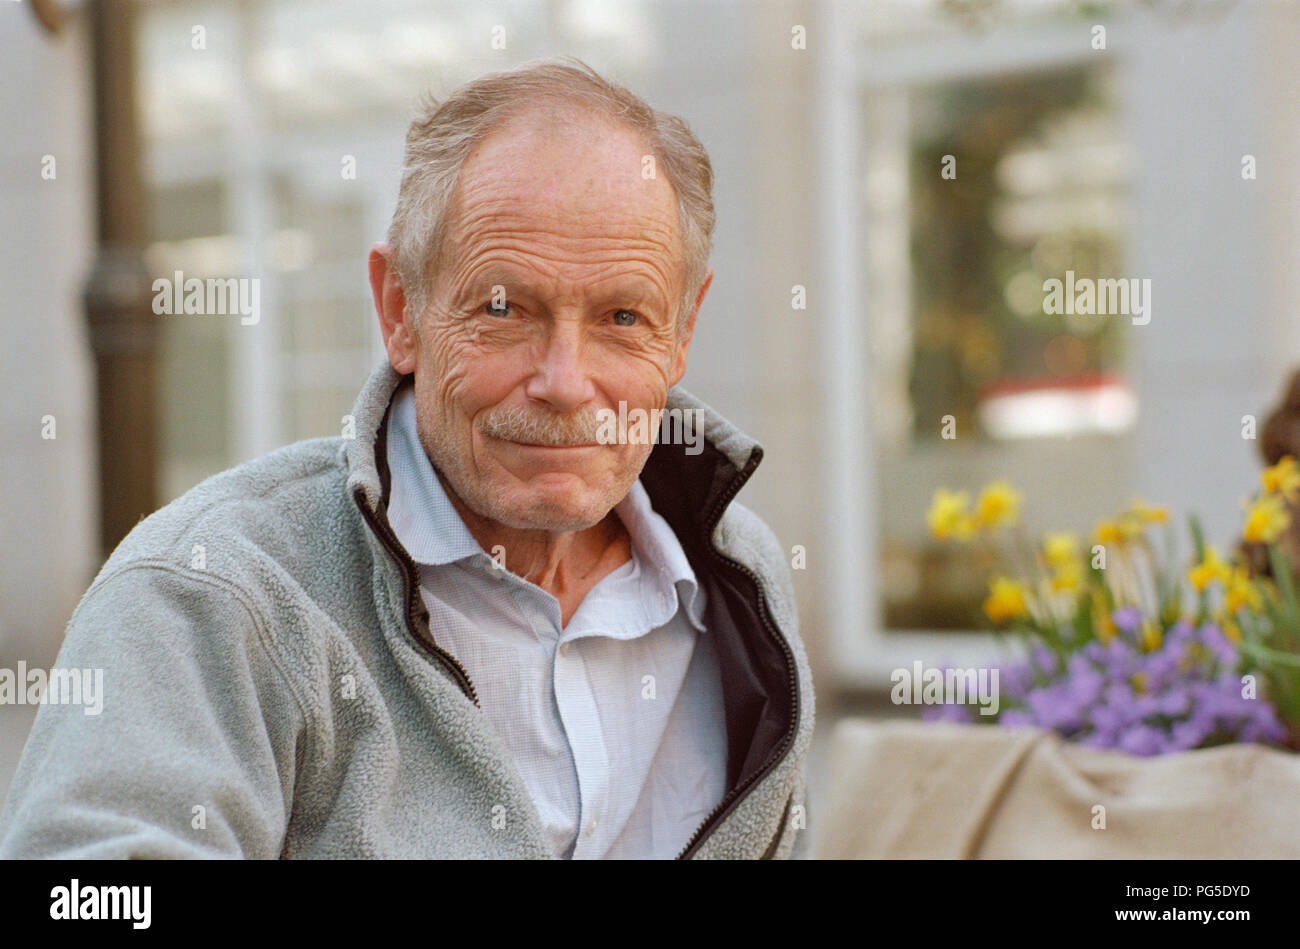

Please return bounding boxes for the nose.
[523,315,594,412]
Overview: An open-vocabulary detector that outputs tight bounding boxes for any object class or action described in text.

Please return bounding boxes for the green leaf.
[1267,543,1300,625]
[1189,513,1206,565]
[1238,640,1300,668]
[1074,591,1093,644]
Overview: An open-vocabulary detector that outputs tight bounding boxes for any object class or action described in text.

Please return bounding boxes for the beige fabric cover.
[818,719,1300,858]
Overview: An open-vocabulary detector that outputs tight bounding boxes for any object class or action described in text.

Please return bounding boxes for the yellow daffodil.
[1140,621,1162,651]
[1242,494,1290,544]
[1188,545,1231,592]
[1118,515,1146,540]
[972,481,1021,531]
[927,488,975,541]
[1221,617,1242,644]
[1093,520,1125,546]
[1049,561,1083,594]
[1043,532,1079,569]
[1223,566,1263,614]
[1127,499,1170,524]
[1261,455,1300,503]
[983,577,1029,625]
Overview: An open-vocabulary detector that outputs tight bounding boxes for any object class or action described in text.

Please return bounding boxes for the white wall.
[1126,3,1300,548]
[0,6,98,793]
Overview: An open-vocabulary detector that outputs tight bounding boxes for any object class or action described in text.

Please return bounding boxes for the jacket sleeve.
[0,562,308,859]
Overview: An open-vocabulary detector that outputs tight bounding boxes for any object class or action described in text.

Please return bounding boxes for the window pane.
[871,63,1136,631]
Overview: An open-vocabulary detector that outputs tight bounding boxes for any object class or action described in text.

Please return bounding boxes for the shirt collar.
[385,382,707,633]
[385,383,486,567]
[613,480,707,633]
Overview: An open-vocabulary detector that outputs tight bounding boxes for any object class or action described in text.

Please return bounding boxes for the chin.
[482,466,633,532]
[456,471,600,529]
[491,494,611,532]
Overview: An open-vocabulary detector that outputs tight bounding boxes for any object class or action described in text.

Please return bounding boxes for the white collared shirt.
[384,384,728,858]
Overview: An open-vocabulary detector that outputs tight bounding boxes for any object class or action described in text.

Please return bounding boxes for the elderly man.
[0,58,814,859]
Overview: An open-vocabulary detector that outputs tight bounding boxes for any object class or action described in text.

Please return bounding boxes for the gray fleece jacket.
[0,361,815,859]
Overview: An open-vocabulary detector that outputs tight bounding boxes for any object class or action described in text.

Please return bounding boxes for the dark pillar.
[82,0,159,558]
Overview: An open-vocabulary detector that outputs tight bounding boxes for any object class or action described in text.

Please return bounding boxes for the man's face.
[407,111,703,532]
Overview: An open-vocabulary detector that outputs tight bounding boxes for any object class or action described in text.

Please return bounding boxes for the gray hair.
[386,56,715,333]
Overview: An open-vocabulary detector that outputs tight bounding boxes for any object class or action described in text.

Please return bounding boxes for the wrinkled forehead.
[440,107,684,265]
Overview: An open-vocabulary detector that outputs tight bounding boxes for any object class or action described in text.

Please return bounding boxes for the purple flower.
[1112,606,1143,635]
[974,607,1290,756]
[1170,717,1211,751]
[1138,649,1180,689]
[1103,681,1136,715]
[1197,623,1238,668]
[1089,638,1134,677]
[1000,661,1034,701]
[1025,686,1086,735]
[1118,725,1168,756]
[997,709,1037,729]
[1064,654,1105,705]
[1155,685,1191,718]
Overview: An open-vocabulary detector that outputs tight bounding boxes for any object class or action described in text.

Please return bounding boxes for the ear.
[369,242,418,375]
[668,267,711,388]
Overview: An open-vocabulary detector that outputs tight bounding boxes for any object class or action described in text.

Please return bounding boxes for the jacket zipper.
[675,451,802,860]
[354,488,481,707]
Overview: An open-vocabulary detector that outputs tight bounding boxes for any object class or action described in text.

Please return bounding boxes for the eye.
[612,309,639,327]
[483,300,512,318]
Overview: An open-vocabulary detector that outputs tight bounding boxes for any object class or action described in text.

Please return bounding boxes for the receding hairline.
[387,57,716,332]
[430,103,692,301]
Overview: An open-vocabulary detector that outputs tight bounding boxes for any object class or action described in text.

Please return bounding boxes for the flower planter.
[818,718,1300,858]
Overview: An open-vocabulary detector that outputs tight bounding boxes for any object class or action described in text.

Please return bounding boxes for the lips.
[512,441,599,448]
[507,441,600,450]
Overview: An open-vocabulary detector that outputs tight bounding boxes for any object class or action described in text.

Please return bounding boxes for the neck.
[434,469,633,625]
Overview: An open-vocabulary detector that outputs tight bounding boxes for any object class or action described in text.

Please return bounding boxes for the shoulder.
[93,437,355,596]
[714,500,788,580]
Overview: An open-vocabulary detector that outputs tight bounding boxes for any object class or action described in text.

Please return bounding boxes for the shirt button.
[584,819,597,837]
[559,642,570,657]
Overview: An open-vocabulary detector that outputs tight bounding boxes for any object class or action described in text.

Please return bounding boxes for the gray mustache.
[479,404,603,446]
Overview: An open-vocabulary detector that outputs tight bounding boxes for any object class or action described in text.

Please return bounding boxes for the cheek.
[619,368,673,412]
[422,328,514,420]
[624,335,681,392]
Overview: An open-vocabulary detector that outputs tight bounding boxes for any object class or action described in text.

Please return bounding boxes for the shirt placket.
[552,631,611,859]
